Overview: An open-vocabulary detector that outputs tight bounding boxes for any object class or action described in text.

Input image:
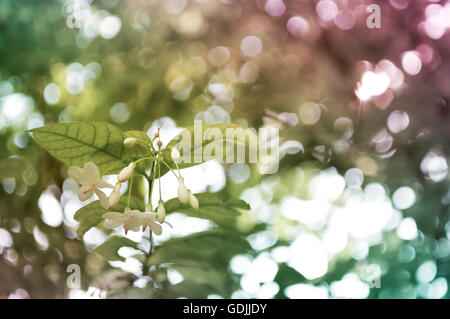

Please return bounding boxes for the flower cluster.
[103,205,163,235]
[68,133,198,236]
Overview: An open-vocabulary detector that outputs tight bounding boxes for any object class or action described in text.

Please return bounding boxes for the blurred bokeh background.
[1,0,450,299]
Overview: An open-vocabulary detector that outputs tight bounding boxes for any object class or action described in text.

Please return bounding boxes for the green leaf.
[148,230,251,296]
[163,193,250,227]
[30,122,149,175]
[94,236,139,261]
[148,229,251,266]
[160,123,257,176]
[74,196,144,238]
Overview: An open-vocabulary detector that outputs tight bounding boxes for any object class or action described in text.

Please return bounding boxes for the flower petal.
[178,179,189,204]
[103,212,123,220]
[189,192,199,209]
[108,187,121,208]
[156,201,166,223]
[68,166,88,185]
[142,212,157,218]
[118,162,136,183]
[149,221,162,235]
[95,179,114,189]
[103,212,124,229]
[126,210,142,215]
[83,162,101,184]
[123,211,143,232]
[94,188,110,209]
[78,184,94,201]
[171,147,181,162]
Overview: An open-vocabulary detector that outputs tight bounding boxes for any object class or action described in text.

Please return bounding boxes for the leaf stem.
[159,159,180,179]
[149,160,156,204]
[135,155,155,164]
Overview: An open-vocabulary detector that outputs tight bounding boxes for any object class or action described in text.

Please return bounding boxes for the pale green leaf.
[30,122,149,175]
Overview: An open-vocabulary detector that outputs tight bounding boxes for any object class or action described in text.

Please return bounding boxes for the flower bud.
[118,162,136,182]
[108,182,121,207]
[145,203,153,212]
[189,192,199,209]
[123,137,136,147]
[171,147,181,163]
[177,177,189,204]
[156,200,166,223]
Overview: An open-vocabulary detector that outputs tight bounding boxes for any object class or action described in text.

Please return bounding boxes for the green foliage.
[149,229,251,297]
[160,123,258,176]
[30,122,151,175]
[149,229,251,265]
[28,120,255,297]
[94,236,139,261]
[30,121,254,178]
[3,0,450,300]
[163,193,250,227]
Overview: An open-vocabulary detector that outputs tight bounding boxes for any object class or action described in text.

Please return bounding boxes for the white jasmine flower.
[103,212,124,229]
[188,191,199,209]
[123,137,136,147]
[142,204,162,235]
[156,200,166,223]
[68,162,113,208]
[118,162,136,183]
[141,212,162,235]
[103,205,166,235]
[122,209,142,234]
[177,177,189,204]
[171,147,181,163]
